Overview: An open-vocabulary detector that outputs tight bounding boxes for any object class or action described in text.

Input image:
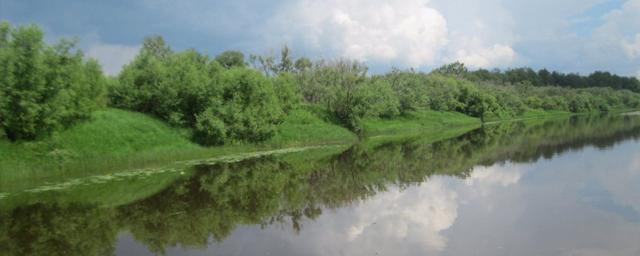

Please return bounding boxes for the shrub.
[194,108,227,146]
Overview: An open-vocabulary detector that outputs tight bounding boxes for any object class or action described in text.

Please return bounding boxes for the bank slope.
[0,108,356,190]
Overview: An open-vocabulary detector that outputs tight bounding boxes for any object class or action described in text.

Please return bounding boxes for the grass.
[266,109,356,146]
[0,108,355,192]
[3,106,621,192]
[362,110,480,137]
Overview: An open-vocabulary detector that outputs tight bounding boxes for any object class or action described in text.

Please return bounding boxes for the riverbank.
[0,108,356,190]
[0,107,626,190]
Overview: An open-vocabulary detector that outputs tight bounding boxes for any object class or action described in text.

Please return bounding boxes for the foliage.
[215,50,245,69]
[3,23,640,146]
[215,68,283,142]
[111,38,284,145]
[0,22,106,141]
[460,64,640,92]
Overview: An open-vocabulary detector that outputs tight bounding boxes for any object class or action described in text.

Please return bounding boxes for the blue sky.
[1,0,639,76]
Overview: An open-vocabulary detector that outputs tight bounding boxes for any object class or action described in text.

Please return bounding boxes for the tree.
[1,24,47,140]
[432,61,468,77]
[216,68,283,142]
[0,23,105,140]
[250,46,296,76]
[361,79,400,118]
[384,70,429,113]
[140,36,172,59]
[294,57,312,72]
[215,50,245,69]
[273,72,301,113]
[277,45,294,73]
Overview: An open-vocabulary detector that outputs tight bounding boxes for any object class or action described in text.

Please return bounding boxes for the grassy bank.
[0,108,355,191]
[0,106,616,191]
[362,111,480,137]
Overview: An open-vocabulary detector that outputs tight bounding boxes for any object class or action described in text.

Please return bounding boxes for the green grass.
[362,110,480,137]
[0,108,355,192]
[4,106,622,193]
[266,109,357,146]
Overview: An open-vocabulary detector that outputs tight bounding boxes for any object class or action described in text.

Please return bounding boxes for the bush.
[110,42,285,145]
[273,73,302,114]
[361,79,400,118]
[194,108,227,146]
[216,68,283,142]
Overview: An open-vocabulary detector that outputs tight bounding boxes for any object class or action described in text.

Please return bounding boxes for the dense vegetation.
[434,62,640,92]
[2,22,640,147]
[0,22,105,140]
[109,36,290,145]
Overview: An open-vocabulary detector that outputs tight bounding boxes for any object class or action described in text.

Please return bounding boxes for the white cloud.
[264,0,522,69]
[86,43,140,75]
[267,0,449,67]
[451,42,516,69]
[623,34,640,59]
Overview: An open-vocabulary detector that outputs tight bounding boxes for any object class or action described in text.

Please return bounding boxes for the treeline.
[2,22,640,146]
[434,62,640,92]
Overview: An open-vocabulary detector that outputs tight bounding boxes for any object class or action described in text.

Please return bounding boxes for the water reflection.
[2,114,640,255]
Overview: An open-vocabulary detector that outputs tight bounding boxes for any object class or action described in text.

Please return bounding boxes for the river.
[1,114,640,255]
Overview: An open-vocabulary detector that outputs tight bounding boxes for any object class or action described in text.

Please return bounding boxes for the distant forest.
[435,62,640,92]
[2,21,640,145]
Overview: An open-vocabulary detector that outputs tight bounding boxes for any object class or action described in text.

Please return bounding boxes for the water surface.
[2,114,640,255]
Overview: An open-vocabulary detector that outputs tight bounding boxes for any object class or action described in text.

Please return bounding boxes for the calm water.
[2,114,640,256]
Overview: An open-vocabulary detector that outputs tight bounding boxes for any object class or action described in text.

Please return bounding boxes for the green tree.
[361,79,400,118]
[273,72,302,113]
[215,50,245,69]
[0,24,104,140]
[385,70,430,113]
[432,61,468,78]
[277,45,294,73]
[1,24,46,140]
[216,68,283,142]
[294,57,312,72]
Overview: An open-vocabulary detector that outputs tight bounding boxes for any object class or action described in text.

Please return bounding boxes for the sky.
[1,0,639,76]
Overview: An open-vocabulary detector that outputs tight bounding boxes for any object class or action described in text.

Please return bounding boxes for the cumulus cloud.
[450,42,516,69]
[267,0,449,67]
[86,43,140,75]
[263,0,523,69]
[585,0,640,69]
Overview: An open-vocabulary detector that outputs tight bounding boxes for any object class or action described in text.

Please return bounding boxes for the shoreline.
[1,108,636,192]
